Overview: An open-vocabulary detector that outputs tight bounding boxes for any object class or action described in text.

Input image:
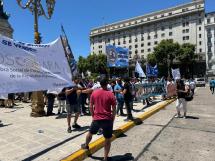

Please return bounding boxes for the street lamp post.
[17,0,55,117]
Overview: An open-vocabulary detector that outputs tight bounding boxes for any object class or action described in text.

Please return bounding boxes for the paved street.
[85,86,215,161]
[0,95,162,161]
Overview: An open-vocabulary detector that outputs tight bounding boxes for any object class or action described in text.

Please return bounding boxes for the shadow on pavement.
[185,116,199,119]
[73,125,90,132]
[22,130,88,161]
[0,123,12,128]
[55,114,67,119]
[90,153,134,161]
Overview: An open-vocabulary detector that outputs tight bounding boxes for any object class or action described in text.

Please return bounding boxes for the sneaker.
[67,127,72,133]
[81,143,89,150]
[174,115,181,118]
[72,123,81,129]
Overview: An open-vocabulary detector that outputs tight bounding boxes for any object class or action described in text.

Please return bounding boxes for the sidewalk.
[0,98,165,161]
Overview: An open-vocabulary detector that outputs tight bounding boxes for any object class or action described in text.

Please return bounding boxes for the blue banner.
[106,45,129,68]
[146,64,158,77]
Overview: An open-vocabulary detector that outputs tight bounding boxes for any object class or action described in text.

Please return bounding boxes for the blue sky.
[4,0,215,59]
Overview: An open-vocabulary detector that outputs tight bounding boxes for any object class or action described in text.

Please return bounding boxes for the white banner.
[171,68,181,80]
[0,35,73,94]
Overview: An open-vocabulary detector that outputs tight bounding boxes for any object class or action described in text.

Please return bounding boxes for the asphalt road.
[85,87,215,161]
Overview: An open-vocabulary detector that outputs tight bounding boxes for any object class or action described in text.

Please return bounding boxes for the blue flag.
[146,64,158,77]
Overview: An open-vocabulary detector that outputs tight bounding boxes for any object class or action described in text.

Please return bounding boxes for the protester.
[114,78,125,116]
[81,78,116,161]
[122,77,133,120]
[209,78,215,94]
[46,90,57,116]
[175,79,189,118]
[65,76,82,133]
[57,88,67,114]
[189,78,196,95]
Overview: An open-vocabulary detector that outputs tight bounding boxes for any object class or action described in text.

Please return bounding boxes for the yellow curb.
[61,99,175,161]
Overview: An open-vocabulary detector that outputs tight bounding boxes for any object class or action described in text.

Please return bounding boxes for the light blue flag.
[135,61,146,78]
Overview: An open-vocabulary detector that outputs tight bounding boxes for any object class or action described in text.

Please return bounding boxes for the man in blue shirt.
[114,78,125,116]
[209,78,215,94]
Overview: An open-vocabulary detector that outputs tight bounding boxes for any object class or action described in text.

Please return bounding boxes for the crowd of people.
[0,75,205,161]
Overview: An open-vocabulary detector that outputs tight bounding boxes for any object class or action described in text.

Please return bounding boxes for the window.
[141,50,144,53]
[161,33,165,37]
[135,38,138,42]
[135,44,138,48]
[129,39,132,43]
[148,48,151,52]
[199,48,202,53]
[207,18,211,24]
[148,42,151,46]
[169,32,173,36]
[199,41,202,45]
[186,29,189,33]
[135,50,138,54]
[99,50,102,54]
[199,19,202,24]
[99,45,102,48]
[154,41,158,45]
[183,36,189,40]
[141,37,144,41]
[147,18,150,21]
[147,35,151,40]
[199,34,202,38]
[108,38,110,42]
[183,22,186,27]
[169,12,172,16]
[182,29,185,33]
[129,51,132,58]
[161,26,165,31]
[123,41,126,44]
[118,42,120,45]
[186,22,189,26]
[199,27,201,31]
[141,43,144,47]
[129,46,132,49]
[154,34,158,39]
[161,14,164,17]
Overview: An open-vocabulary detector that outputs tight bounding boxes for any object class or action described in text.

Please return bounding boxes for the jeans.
[116,98,124,115]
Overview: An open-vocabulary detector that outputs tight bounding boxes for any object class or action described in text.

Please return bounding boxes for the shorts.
[89,120,113,139]
[66,104,80,114]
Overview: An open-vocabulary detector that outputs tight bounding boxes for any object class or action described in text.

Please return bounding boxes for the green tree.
[153,39,180,76]
[78,53,108,75]
[147,53,157,66]
[177,43,196,76]
[77,56,88,74]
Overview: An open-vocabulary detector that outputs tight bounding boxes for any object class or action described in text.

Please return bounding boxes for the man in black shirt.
[122,78,133,120]
[66,76,82,133]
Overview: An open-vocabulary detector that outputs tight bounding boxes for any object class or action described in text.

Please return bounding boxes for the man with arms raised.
[81,78,116,161]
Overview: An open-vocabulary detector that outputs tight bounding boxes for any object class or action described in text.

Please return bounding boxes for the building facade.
[205,12,215,76]
[90,0,206,66]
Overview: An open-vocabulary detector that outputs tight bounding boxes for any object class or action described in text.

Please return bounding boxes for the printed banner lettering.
[0,35,73,94]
